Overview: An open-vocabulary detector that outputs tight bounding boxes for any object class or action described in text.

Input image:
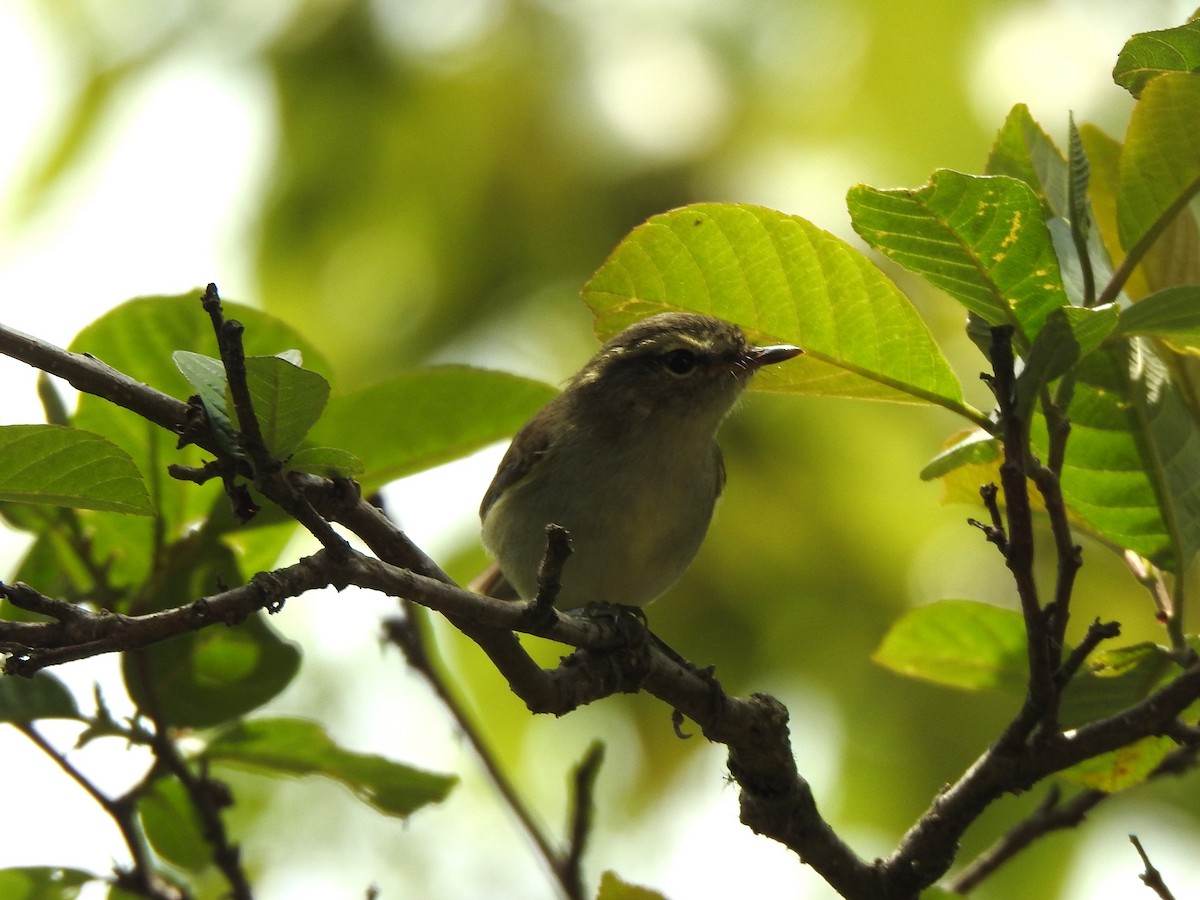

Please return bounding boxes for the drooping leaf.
[919,430,999,482]
[0,425,152,515]
[0,867,95,900]
[172,351,239,458]
[240,356,331,458]
[205,717,456,818]
[0,672,80,722]
[1117,73,1200,255]
[1114,18,1200,97]
[872,600,1028,692]
[1115,285,1200,349]
[583,203,970,417]
[138,777,209,873]
[849,171,1068,345]
[308,367,557,491]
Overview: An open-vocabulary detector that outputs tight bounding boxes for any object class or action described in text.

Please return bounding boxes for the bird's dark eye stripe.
[662,348,698,374]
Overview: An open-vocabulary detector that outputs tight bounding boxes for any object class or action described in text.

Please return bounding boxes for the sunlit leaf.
[596,871,668,900]
[849,171,1068,344]
[1115,285,1200,349]
[583,203,969,415]
[206,717,456,817]
[308,367,556,491]
[1061,735,1177,792]
[1014,304,1120,419]
[1117,73,1200,254]
[872,600,1028,692]
[1114,18,1200,97]
[1060,642,1177,727]
[919,430,999,482]
[0,425,152,515]
[985,104,1068,217]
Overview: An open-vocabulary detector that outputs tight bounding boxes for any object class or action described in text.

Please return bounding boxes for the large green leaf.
[1114,18,1200,97]
[872,600,1028,692]
[205,717,456,817]
[1014,304,1120,419]
[582,203,969,416]
[1115,285,1200,350]
[849,171,1068,345]
[0,425,152,515]
[308,366,557,491]
[0,672,80,722]
[1117,73,1200,254]
[242,356,331,458]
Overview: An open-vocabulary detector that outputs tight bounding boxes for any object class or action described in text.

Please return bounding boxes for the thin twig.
[1130,834,1177,900]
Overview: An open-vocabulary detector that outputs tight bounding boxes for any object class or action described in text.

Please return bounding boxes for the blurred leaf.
[1117,73,1200,254]
[123,540,300,728]
[0,867,94,900]
[920,430,999,482]
[1061,735,1177,792]
[985,104,1068,217]
[125,611,301,729]
[0,672,80,722]
[241,356,331,458]
[308,367,556,491]
[285,446,364,477]
[139,776,209,873]
[596,871,668,900]
[872,600,1028,692]
[1114,18,1200,97]
[1115,285,1200,349]
[849,171,1068,344]
[1079,124,1144,297]
[1014,304,1120,419]
[0,425,152,515]
[583,203,970,417]
[1060,642,1177,727]
[206,717,456,817]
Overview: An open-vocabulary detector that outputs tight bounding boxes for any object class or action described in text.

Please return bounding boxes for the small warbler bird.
[479,312,802,610]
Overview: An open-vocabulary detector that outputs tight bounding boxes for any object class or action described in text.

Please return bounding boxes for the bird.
[478,312,801,610]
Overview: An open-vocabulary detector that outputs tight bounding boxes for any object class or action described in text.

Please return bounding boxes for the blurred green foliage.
[8,1,1200,899]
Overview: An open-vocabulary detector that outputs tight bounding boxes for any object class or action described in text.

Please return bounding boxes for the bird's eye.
[662,348,698,375]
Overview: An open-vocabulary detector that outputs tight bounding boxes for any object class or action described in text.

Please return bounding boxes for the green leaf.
[1117,73,1200,254]
[0,425,152,515]
[138,777,209,873]
[241,356,331,458]
[849,171,1068,344]
[0,672,80,722]
[122,538,301,728]
[1061,735,1178,792]
[583,203,969,416]
[919,430,1000,481]
[124,611,301,729]
[1115,286,1200,349]
[596,871,669,900]
[285,446,364,477]
[308,367,557,491]
[205,717,456,817]
[70,294,332,588]
[1042,343,1200,572]
[1060,642,1177,727]
[872,600,1028,692]
[985,104,1068,218]
[1014,304,1120,419]
[1114,18,1200,97]
[172,351,240,458]
[0,867,95,900]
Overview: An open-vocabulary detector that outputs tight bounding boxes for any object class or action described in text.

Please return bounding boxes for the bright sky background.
[2,2,1199,898]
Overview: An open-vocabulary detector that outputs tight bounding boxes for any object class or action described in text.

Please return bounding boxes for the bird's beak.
[745,343,803,369]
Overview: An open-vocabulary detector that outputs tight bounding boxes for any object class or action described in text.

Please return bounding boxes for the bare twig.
[1130,834,1177,900]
